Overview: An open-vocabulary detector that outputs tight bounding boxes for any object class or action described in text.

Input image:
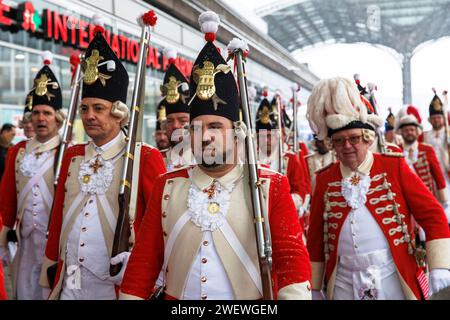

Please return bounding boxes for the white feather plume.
[92,14,105,27]
[41,50,53,65]
[198,11,220,33]
[307,77,368,139]
[227,37,249,53]
[164,48,177,61]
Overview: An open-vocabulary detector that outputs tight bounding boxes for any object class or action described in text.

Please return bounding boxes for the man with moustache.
[307,77,450,300]
[118,11,311,300]
[39,20,165,299]
[0,51,65,299]
[397,105,448,203]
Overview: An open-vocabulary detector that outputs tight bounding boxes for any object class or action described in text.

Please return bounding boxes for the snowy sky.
[223,0,450,131]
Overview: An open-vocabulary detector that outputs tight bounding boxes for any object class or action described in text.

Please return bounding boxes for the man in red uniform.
[0,51,65,300]
[306,77,450,300]
[255,94,308,217]
[118,11,311,300]
[397,105,448,203]
[39,19,166,300]
[159,48,193,171]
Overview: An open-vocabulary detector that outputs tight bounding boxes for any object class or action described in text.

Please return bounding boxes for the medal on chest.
[78,155,114,195]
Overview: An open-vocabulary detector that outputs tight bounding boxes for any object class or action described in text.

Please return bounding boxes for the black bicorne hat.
[429,93,444,117]
[24,91,33,116]
[30,51,62,110]
[385,109,395,132]
[81,31,128,104]
[161,53,190,115]
[256,97,278,131]
[156,100,166,131]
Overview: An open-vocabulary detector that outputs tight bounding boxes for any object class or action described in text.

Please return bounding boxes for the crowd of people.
[0,10,449,301]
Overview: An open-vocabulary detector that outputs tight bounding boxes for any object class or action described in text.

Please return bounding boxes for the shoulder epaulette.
[382,151,404,158]
[316,162,333,174]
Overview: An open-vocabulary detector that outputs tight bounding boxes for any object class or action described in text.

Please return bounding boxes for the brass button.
[167,180,173,184]
[203,241,209,246]
[201,294,207,300]
[67,172,71,177]
[201,276,207,283]
[163,231,167,237]
[84,212,89,217]
[162,212,167,218]
[80,242,85,247]
[89,200,93,204]
[201,257,207,264]
[32,202,37,207]
[79,257,84,262]
[354,245,358,248]
[72,158,76,162]
[33,212,37,216]
[33,223,37,227]
[164,194,170,200]
[81,227,87,232]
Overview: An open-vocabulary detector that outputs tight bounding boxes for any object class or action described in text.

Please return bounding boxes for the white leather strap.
[18,153,54,206]
[97,194,117,234]
[220,220,263,295]
[61,193,85,234]
[162,211,191,272]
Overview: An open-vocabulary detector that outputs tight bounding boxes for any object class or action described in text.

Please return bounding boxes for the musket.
[292,85,299,154]
[367,85,387,153]
[274,94,285,174]
[109,10,157,277]
[53,53,82,185]
[229,40,273,300]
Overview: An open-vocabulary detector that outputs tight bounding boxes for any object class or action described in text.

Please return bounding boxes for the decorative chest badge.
[78,155,114,195]
[341,173,371,209]
[20,149,51,177]
[187,179,235,232]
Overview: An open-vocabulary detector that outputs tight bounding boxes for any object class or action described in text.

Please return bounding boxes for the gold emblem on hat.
[162,76,181,104]
[82,49,112,86]
[26,94,33,111]
[191,61,230,110]
[259,106,271,124]
[158,106,166,122]
[82,175,91,184]
[432,98,442,112]
[208,202,220,214]
[34,74,56,101]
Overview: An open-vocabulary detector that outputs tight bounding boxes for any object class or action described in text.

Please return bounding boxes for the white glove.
[0,246,11,266]
[108,251,131,285]
[312,289,326,300]
[430,269,450,296]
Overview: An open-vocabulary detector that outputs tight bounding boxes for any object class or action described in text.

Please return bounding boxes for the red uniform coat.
[308,153,450,299]
[0,216,7,300]
[0,140,53,230]
[120,166,312,300]
[400,143,446,197]
[43,143,166,292]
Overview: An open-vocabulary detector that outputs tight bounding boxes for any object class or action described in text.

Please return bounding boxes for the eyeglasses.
[332,135,363,147]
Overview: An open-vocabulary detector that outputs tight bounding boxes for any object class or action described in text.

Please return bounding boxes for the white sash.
[219,220,263,295]
[97,194,117,234]
[61,193,85,235]
[18,153,54,208]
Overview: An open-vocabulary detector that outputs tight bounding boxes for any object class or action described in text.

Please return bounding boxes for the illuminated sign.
[0,0,193,77]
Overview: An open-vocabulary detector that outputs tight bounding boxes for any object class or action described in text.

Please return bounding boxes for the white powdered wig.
[111,101,130,127]
[306,77,368,140]
[163,47,177,61]
[198,11,220,33]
